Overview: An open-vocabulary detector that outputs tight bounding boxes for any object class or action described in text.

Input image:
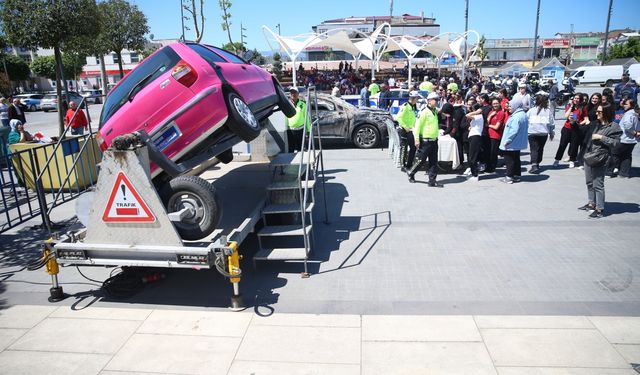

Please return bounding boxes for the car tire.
[216,148,233,164]
[161,176,221,241]
[29,105,36,112]
[43,109,49,113]
[275,80,296,117]
[605,80,614,88]
[352,124,379,149]
[225,91,261,142]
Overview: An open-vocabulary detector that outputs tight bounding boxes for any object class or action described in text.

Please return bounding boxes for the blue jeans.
[71,127,85,135]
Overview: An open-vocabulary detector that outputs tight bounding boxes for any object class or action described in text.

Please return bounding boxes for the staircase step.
[270,151,318,167]
[267,179,316,191]
[263,202,314,214]
[253,247,308,261]
[258,225,312,237]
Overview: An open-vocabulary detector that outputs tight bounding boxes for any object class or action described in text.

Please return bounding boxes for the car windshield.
[99,47,181,128]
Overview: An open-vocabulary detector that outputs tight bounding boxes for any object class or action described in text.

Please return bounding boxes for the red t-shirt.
[563,104,586,129]
[500,97,509,111]
[488,109,507,140]
[65,108,88,129]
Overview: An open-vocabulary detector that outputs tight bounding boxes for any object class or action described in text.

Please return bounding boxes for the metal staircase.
[253,86,328,275]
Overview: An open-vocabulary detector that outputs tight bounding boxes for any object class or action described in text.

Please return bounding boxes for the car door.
[202,45,270,106]
[313,98,347,138]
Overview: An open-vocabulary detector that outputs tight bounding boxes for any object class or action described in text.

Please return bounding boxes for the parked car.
[570,65,623,87]
[40,91,86,112]
[97,42,295,240]
[15,93,44,111]
[80,89,103,104]
[310,93,392,149]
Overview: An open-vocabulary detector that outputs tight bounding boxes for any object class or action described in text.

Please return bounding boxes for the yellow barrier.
[9,135,102,191]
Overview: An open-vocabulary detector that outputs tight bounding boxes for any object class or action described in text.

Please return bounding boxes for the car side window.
[187,44,226,67]
[211,47,246,64]
[316,100,335,111]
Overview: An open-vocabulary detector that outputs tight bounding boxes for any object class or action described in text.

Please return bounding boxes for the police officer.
[408,92,442,187]
[418,76,432,96]
[285,87,308,153]
[397,91,420,171]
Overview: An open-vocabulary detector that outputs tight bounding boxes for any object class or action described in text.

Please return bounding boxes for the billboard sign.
[495,39,531,48]
[542,39,570,48]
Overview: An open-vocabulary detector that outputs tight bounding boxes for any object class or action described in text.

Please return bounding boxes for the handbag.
[583,148,608,167]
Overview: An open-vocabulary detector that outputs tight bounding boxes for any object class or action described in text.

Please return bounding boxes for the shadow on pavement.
[605,202,640,216]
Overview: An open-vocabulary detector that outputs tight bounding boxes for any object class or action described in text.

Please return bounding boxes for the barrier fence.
[0,132,101,234]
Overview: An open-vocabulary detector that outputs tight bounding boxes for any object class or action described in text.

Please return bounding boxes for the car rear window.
[99,46,181,127]
[211,46,246,64]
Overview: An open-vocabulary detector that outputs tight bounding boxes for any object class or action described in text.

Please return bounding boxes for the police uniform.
[396,101,418,170]
[408,105,440,185]
[285,98,308,152]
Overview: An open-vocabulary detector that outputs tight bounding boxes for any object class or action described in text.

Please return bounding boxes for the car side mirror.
[243,50,255,62]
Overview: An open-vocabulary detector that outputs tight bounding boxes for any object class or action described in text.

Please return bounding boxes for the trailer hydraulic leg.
[227,241,244,311]
[44,240,67,302]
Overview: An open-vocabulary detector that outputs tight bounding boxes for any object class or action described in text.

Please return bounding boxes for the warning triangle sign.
[102,172,156,223]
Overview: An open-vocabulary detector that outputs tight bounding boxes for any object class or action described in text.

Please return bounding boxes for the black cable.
[75,266,104,284]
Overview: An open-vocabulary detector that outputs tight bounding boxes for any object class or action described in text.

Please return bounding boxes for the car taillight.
[96,132,108,151]
[172,61,197,87]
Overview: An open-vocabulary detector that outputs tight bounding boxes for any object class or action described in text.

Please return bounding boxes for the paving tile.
[482,328,629,368]
[0,305,56,329]
[475,315,594,329]
[137,309,251,337]
[590,316,640,344]
[497,368,636,375]
[362,315,481,342]
[251,312,360,327]
[228,360,360,375]
[236,325,360,364]
[614,344,640,363]
[50,306,152,321]
[0,328,27,351]
[105,333,240,375]
[0,350,111,375]
[10,317,140,354]
[362,341,497,375]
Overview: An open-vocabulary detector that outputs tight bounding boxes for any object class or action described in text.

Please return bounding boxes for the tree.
[98,0,149,79]
[476,35,489,63]
[31,54,86,81]
[30,55,57,79]
[141,44,159,59]
[2,53,30,81]
[219,0,234,47]
[272,52,283,79]
[606,38,640,62]
[222,42,245,53]
[183,0,205,43]
[2,0,100,134]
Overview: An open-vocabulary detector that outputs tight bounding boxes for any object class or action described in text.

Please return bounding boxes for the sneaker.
[500,176,514,184]
[463,167,471,176]
[512,175,521,182]
[563,157,570,162]
[578,203,596,211]
[613,168,619,174]
[427,181,443,188]
[408,175,415,183]
[468,176,479,182]
[528,165,539,174]
[588,209,604,219]
[577,165,584,170]
[552,160,560,167]
[568,161,575,168]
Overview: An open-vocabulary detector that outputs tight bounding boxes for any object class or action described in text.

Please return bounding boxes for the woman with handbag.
[579,104,622,219]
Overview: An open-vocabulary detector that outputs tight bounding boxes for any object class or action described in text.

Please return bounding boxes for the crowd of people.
[391,72,639,219]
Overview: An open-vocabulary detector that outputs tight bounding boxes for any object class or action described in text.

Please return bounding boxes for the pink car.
[97,42,295,240]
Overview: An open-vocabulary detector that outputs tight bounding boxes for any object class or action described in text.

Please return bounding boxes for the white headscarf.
[9,119,22,132]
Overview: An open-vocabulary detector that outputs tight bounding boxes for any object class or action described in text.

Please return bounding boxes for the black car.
[311,94,392,148]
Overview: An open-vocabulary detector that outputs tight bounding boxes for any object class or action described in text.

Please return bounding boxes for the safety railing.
[297,85,328,275]
[0,97,102,234]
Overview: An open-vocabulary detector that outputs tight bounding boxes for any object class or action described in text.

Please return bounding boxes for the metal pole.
[276,23,281,36]
[180,0,185,41]
[601,0,613,64]
[389,0,393,19]
[461,0,469,82]
[532,0,541,67]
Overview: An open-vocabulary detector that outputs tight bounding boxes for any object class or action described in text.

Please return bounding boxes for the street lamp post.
[601,0,613,64]
[180,0,185,41]
[461,0,469,82]
[532,0,541,67]
[276,23,281,36]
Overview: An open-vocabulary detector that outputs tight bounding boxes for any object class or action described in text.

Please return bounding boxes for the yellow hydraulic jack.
[43,239,67,302]
[226,241,244,311]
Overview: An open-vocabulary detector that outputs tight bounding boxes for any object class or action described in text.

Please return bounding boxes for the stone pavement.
[0,305,639,375]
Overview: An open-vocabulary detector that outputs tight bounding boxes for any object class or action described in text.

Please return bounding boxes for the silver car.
[40,92,86,112]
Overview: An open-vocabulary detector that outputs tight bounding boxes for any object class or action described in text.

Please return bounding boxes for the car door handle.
[241,66,247,70]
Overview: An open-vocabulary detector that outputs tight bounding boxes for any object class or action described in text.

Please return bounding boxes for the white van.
[626,63,640,83]
[570,65,623,87]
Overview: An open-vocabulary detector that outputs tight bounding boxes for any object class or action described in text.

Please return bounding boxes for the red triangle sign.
[102,172,156,223]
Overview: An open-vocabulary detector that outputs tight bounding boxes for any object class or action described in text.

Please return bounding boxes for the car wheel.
[225,92,261,142]
[605,80,614,87]
[29,105,36,112]
[352,124,379,149]
[43,109,49,112]
[216,148,233,164]
[161,176,221,241]
[275,80,296,117]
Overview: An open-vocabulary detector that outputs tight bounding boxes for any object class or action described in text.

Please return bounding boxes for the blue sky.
[132,0,640,51]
